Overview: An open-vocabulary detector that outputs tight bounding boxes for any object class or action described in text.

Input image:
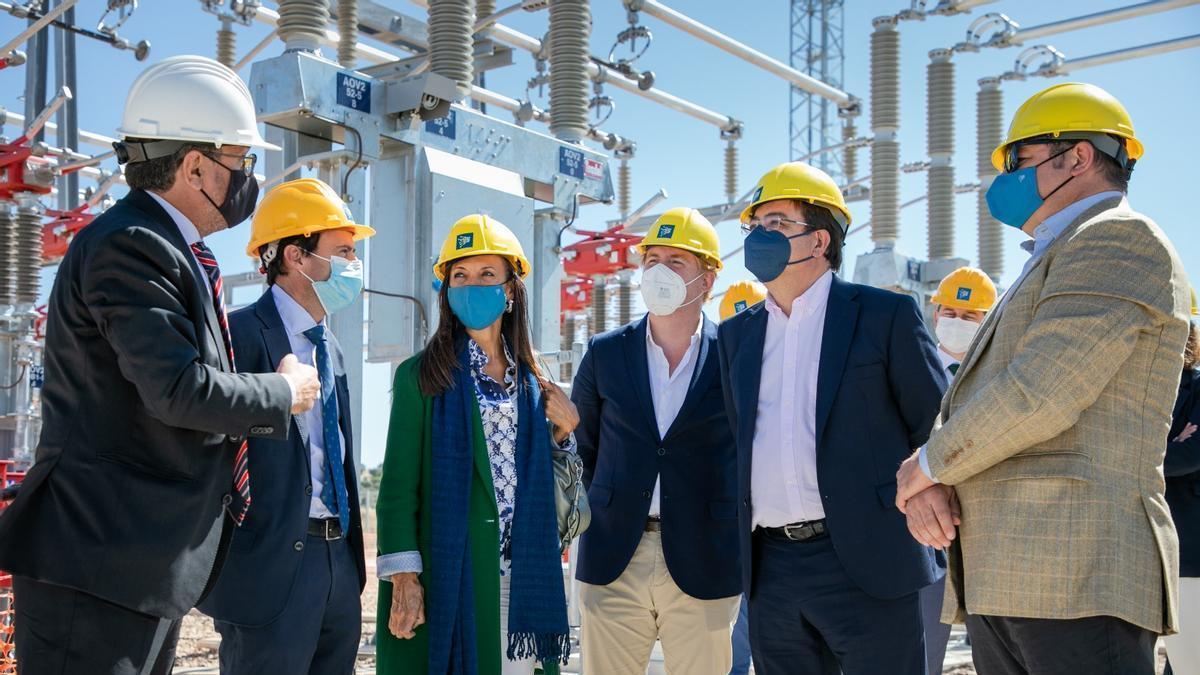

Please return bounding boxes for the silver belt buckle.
[783,521,810,541]
[320,519,340,540]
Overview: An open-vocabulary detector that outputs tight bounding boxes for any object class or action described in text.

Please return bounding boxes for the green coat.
[375,356,560,675]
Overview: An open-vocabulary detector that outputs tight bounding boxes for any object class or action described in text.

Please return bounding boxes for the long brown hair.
[418,258,543,397]
[1185,322,1199,372]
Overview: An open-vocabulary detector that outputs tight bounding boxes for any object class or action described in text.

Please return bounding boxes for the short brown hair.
[123,138,215,192]
[1044,138,1130,193]
[799,202,844,271]
[261,233,322,286]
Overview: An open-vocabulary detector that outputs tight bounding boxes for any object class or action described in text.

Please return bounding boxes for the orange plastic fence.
[0,460,21,673]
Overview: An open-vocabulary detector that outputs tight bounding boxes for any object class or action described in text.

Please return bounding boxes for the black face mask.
[201,155,258,229]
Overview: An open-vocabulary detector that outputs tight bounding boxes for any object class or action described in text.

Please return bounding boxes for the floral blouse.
[467,339,574,577]
[468,339,522,577]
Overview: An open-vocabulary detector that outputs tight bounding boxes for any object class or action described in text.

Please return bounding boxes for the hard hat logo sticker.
[957,287,972,301]
[456,233,475,250]
[735,300,747,312]
[752,186,763,203]
[657,224,675,239]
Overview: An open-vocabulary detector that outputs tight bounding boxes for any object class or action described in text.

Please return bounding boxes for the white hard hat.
[117,55,280,150]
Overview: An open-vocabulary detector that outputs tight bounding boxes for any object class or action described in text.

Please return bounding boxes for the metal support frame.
[629,0,853,107]
[790,0,850,182]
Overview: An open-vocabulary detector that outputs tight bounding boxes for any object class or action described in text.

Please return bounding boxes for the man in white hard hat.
[0,56,319,674]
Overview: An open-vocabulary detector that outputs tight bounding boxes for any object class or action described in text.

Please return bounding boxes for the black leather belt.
[308,517,344,540]
[645,516,662,532]
[759,519,827,542]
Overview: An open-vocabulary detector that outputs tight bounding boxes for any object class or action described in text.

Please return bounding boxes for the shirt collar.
[146,190,203,247]
[645,312,704,352]
[468,337,517,389]
[937,347,960,371]
[270,284,321,336]
[765,270,833,319]
[1021,191,1124,257]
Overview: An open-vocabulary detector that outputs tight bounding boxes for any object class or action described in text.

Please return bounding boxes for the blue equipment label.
[559,147,585,179]
[425,109,457,139]
[336,73,371,113]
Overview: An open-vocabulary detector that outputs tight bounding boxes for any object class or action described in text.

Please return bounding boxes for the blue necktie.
[303,324,350,532]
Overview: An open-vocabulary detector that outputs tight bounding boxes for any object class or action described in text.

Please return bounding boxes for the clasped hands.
[895,451,961,551]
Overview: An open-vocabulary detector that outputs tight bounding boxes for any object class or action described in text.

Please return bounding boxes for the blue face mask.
[743,227,815,283]
[447,283,509,330]
[985,146,1076,229]
[302,253,364,315]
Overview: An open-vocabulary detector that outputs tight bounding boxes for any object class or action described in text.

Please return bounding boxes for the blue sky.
[3,1,1199,466]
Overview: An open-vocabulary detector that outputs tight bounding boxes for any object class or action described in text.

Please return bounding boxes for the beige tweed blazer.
[926,195,1189,634]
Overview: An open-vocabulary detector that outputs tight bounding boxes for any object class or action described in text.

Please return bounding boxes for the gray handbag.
[552,442,590,551]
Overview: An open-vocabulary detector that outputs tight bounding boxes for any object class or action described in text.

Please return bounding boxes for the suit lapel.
[948,194,1127,406]
[815,277,858,447]
[663,318,719,441]
[127,190,231,373]
[256,291,309,450]
[624,317,662,441]
[734,306,768,454]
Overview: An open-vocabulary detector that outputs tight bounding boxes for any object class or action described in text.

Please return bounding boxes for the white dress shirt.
[271,284,345,519]
[751,270,834,528]
[645,314,703,517]
[938,347,960,379]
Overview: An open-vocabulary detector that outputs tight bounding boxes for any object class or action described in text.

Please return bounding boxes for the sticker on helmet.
[734,300,748,313]
[752,186,763,203]
[657,224,675,239]
[957,287,972,301]
[456,233,475,250]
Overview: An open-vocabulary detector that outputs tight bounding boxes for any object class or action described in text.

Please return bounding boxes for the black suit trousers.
[13,576,179,675]
[966,613,1156,675]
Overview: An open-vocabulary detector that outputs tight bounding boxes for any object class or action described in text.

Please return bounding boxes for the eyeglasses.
[740,215,809,235]
[203,151,258,177]
[1003,140,1080,174]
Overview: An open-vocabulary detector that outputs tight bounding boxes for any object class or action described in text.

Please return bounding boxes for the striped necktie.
[190,241,252,524]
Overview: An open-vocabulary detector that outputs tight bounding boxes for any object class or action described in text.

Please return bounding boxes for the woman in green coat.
[375,214,578,674]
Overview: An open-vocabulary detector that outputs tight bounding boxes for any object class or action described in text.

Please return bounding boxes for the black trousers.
[748,530,926,675]
[12,576,180,675]
[966,613,1156,675]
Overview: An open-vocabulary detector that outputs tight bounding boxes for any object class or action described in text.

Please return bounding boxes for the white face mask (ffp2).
[640,263,704,316]
[935,316,981,355]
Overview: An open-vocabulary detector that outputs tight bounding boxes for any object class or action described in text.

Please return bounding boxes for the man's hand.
[1175,423,1198,443]
[539,377,580,444]
[388,572,425,639]
[896,450,936,512]
[276,354,319,414]
[905,485,961,550]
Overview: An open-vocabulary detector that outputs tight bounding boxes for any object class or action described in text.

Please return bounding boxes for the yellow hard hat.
[246,178,375,258]
[435,214,531,280]
[932,267,997,312]
[740,162,851,231]
[991,82,1143,173]
[636,207,723,271]
[719,280,767,321]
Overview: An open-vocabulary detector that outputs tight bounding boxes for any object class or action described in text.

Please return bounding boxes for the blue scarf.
[429,342,571,674]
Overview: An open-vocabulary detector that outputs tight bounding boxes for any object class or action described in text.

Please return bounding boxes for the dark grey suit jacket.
[0,189,292,619]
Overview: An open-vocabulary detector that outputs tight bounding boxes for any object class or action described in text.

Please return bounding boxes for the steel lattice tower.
[790,0,846,182]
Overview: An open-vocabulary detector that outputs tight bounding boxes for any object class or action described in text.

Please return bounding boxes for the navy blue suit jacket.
[199,290,366,626]
[1166,369,1200,577]
[571,316,742,600]
[717,276,947,600]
